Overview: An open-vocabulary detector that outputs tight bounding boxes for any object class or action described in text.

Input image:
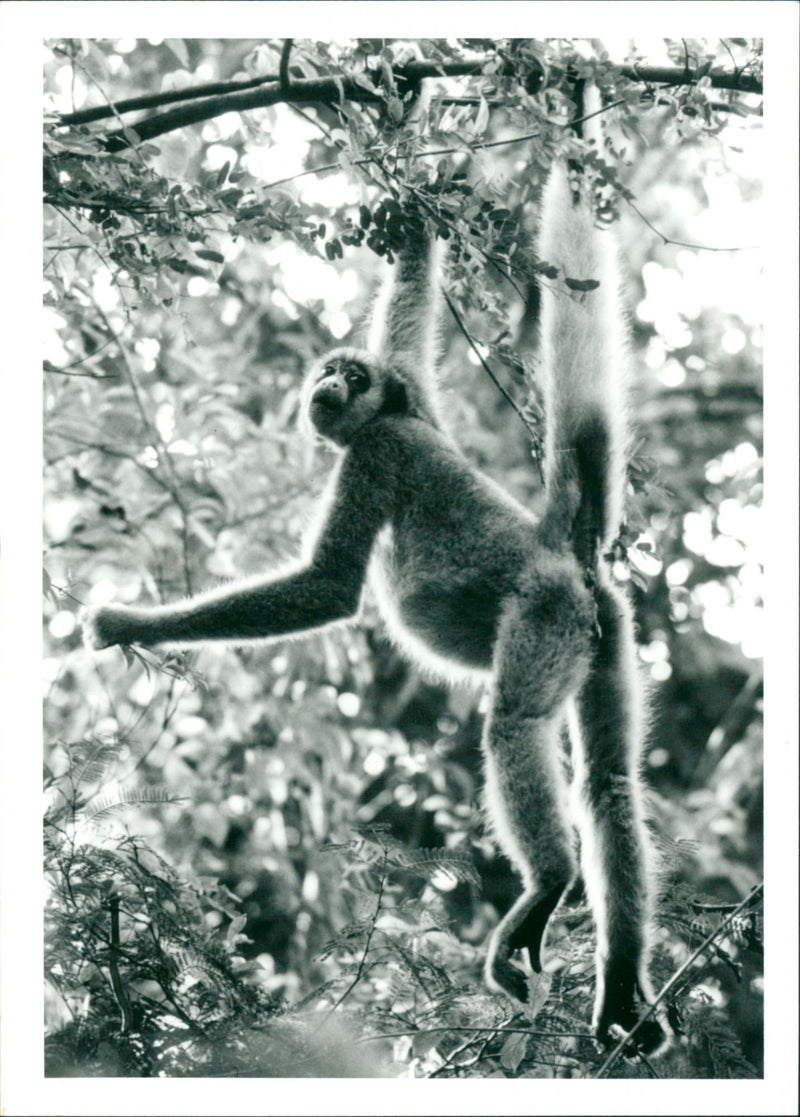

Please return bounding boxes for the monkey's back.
[361,418,539,681]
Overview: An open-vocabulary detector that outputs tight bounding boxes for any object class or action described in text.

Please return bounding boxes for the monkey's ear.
[380,377,410,416]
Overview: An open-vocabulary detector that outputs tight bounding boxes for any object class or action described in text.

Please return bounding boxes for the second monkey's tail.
[537,87,630,568]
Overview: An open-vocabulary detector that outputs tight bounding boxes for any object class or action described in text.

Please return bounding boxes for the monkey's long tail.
[537,94,630,569]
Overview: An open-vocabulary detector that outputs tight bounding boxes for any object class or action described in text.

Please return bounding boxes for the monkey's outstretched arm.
[83,449,389,651]
[83,567,361,650]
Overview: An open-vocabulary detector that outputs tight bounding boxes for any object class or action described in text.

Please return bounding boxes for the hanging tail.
[537,88,630,568]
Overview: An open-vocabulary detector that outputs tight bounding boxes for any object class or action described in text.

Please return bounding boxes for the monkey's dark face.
[313,357,371,413]
[302,347,407,445]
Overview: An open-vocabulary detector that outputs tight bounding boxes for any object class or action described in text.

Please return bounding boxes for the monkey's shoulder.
[347,414,473,480]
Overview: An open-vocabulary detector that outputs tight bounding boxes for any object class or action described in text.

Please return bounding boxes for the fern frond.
[388,847,480,885]
[84,785,181,820]
[384,936,454,995]
[68,736,124,788]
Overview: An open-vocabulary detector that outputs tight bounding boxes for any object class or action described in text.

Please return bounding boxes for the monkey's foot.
[485,953,530,1005]
[506,882,567,972]
[595,984,670,1057]
[485,882,568,1004]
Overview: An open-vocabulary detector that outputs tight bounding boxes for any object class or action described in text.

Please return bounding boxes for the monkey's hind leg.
[483,578,591,1005]
[572,580,668,1055]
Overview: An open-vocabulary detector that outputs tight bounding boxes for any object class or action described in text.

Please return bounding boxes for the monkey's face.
[302,348,390,445]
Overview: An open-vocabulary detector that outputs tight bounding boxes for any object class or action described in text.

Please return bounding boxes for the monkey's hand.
[81,604,139,651]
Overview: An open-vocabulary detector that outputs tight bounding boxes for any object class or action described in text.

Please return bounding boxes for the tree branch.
[442,289,542,478]
[618,62,761,93]
[279,39,294,92]
[60,58,761,152]
[99,73,383,151]
[57,72,281,126]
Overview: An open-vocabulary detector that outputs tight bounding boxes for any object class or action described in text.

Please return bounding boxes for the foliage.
[44,37,763,1078]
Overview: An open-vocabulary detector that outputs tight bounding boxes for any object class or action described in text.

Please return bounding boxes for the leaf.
[195,249,225,264]
[522,970,552,1021]
[499,1031,529,1072]
[217,188,244,206]
[100,407,141,440]
[226,913,248,947]
[164,39,190,68]
[411,1031,440,1058]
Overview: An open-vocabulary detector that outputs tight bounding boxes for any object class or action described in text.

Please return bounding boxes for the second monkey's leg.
[571,579,666,1053]
[483,568,592,1003]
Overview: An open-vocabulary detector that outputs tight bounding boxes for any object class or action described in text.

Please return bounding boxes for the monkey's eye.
[344,366,370,392]
[321,364,336,378]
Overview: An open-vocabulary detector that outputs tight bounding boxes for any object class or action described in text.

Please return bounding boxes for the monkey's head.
[300,347,411,446]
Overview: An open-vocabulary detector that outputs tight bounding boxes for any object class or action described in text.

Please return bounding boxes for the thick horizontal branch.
[617,62,761,94]
[58,57,761,150]
[59,58,507,127]
[58,72,282,126]
[99,74,386,151]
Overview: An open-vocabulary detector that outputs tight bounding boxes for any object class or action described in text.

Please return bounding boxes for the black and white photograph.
[0,4,797,1115]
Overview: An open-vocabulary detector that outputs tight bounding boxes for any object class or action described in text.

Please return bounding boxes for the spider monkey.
[83,97,666,1054]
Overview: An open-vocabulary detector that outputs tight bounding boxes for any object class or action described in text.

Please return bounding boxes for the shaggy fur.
[83,122,665,1052]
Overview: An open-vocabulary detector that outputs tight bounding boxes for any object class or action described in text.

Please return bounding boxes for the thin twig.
[279,40,294,92]
[122,677,180,779]
[442,290,545,483]
[429,1032,492,1077]
[326,849,389,1015]
[108,894,135,1032]
[61,49,151,174]
[92,305,196,593]
[624,197,760,253]
[357,1024,593,1043]
[49,205,131,312]
[593,882,764,1078]
[44,329,120,374]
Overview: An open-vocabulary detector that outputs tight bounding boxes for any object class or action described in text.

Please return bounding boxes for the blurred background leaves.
[43,36,763,1078]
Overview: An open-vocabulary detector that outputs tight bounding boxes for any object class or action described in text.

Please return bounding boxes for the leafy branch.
[55,50,762,153]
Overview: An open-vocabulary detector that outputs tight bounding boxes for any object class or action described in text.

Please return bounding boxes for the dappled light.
[40,35,766,1086]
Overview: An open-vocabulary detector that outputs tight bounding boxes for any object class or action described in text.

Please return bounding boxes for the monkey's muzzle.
[310,377,347,419]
